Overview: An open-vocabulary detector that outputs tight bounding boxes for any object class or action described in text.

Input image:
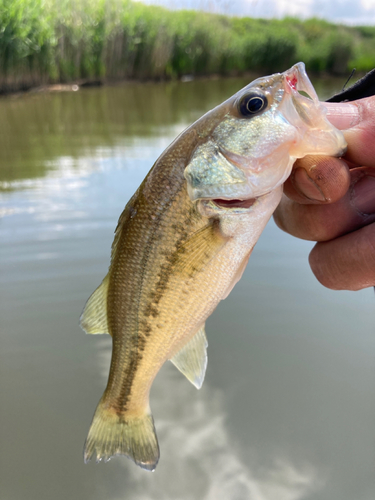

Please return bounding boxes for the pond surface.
[1,76,374,500]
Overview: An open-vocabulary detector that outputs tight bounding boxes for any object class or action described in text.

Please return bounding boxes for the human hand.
[274,96,375,291]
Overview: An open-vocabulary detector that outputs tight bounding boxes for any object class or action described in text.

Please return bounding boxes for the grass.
[1,0,374,93]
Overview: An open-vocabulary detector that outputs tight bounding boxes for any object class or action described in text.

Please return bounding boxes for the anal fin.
[170,324,208,389]
[80,274,110,335]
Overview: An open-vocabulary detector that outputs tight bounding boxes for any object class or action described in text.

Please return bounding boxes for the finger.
[324,102,359,130]
[326,97,375,167]
[284,155,351,204]
[309,222,375,290]
[274,167,375,241]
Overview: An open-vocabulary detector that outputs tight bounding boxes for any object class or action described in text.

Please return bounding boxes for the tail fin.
[84,398,160,471]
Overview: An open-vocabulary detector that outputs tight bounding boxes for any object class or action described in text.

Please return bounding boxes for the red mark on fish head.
[286,75,298,90]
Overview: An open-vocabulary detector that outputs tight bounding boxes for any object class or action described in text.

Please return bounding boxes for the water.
[1,77,374,500]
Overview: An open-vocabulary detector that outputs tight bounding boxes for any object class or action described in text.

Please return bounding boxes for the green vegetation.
[1,0,375,93]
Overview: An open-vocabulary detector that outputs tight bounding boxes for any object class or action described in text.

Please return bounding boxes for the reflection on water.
[0,77,259,187]
[96,339,322,500]
[1,77,374,500]
[0,74,344,187]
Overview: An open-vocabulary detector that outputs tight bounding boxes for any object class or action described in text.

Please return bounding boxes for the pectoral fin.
[170,324,208,389]
[174,220,226,276]
[80,274,110,335]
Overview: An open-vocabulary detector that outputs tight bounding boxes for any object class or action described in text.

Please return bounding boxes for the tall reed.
[0,0,374,93]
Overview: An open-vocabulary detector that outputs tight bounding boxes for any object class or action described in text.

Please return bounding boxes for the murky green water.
[1,77,374,500]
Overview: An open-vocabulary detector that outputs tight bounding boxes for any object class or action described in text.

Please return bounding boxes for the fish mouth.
[284,62,319,103]
[212,198,257,209]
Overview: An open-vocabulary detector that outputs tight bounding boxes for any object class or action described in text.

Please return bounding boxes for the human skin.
[273,96,375,291]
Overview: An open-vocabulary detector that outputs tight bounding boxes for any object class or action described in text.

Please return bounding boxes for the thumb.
[325,97,375,167]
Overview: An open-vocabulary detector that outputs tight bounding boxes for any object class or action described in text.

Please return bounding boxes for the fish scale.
[104,133,205,410]
[81,63,346,470]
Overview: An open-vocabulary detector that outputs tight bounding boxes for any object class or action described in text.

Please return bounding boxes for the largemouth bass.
[81,63,346,471]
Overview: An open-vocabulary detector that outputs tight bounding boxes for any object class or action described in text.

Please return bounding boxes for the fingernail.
[292,167,326,201]
[324,102,360,130]
[352,175,375,214]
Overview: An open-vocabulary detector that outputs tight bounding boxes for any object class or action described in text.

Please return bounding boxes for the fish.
[80,62,346,471]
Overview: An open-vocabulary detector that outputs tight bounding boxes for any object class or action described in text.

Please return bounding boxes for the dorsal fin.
[80,274,110,335]
[170,324,208,389]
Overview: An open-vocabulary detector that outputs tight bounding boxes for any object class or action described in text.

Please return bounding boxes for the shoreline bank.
[0,69,360,100]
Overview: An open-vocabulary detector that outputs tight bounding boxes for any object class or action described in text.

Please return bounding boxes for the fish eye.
[238,92,268,117]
